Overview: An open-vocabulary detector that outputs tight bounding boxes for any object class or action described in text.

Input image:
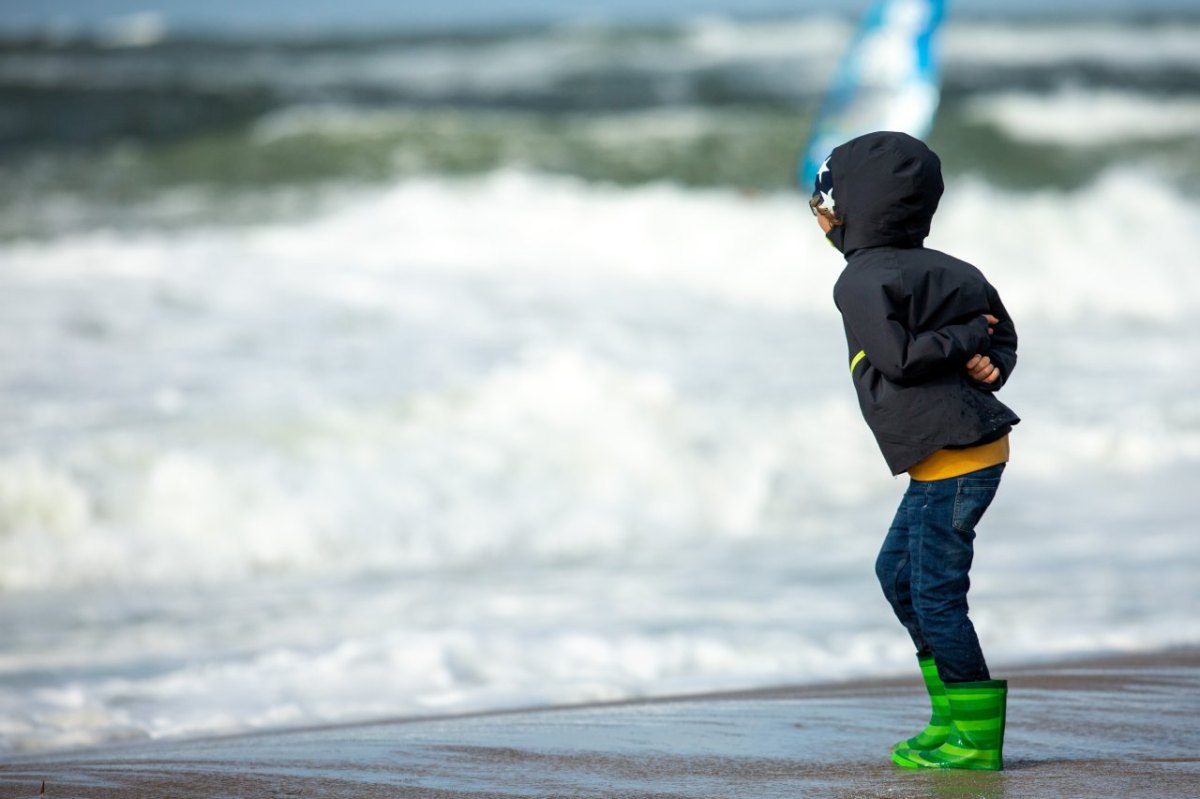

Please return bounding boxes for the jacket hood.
[822,131,944,256]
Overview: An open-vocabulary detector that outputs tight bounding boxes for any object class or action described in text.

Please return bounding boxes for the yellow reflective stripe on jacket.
[849,349,867,374]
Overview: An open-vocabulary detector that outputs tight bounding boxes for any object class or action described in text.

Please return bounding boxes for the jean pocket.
[952,478,1001,534]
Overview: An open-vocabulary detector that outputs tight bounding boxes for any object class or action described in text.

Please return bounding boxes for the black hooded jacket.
[825,132,1019,475]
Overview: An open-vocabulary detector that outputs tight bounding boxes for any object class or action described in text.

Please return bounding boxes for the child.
[810,131,1018,771]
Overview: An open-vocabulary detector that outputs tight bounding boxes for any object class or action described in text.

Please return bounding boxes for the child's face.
[814,211,834,235]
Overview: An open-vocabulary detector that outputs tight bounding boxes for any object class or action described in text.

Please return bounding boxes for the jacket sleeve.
[837,279,992,385]
[977,283,1018,392]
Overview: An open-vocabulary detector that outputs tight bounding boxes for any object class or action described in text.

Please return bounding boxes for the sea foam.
[2,169,1198,588]
[966,89,1200,145]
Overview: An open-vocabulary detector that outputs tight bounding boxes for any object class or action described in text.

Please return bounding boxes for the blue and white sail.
[799,0,946,188]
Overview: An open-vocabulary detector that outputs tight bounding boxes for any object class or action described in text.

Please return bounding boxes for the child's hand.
[966,354,1000,384]
[966,315,1002,383]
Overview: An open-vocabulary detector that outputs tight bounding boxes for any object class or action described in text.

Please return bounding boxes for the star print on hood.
[812,156,836,215]
[820,131,944,256]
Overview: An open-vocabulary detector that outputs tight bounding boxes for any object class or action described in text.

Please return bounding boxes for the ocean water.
[2,12,1199,755]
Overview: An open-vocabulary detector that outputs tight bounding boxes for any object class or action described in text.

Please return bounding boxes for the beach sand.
[2,648,1197,798]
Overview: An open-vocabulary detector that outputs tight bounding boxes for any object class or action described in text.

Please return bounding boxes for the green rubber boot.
[891,655,951,756]
[892,679,1007,771]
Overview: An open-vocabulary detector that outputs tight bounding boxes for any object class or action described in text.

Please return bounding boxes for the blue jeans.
[875,463,1004,683]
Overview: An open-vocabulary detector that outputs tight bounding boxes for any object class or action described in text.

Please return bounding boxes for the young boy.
[810,131,1018,771]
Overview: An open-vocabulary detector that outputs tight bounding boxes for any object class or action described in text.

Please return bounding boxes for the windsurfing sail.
[798,0,946,188]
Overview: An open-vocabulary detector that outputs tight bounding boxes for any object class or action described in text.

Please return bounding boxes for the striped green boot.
[892,679,1007,771]
[891,655,951,756]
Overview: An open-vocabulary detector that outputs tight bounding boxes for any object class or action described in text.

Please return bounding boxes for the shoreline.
[5,643,1196,763]
[2,645,1198,797]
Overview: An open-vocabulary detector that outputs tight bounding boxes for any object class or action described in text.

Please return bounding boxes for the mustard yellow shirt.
[907,435,1010,482]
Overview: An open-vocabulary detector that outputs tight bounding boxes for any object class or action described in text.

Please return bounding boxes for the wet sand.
[2,648,1197,798]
